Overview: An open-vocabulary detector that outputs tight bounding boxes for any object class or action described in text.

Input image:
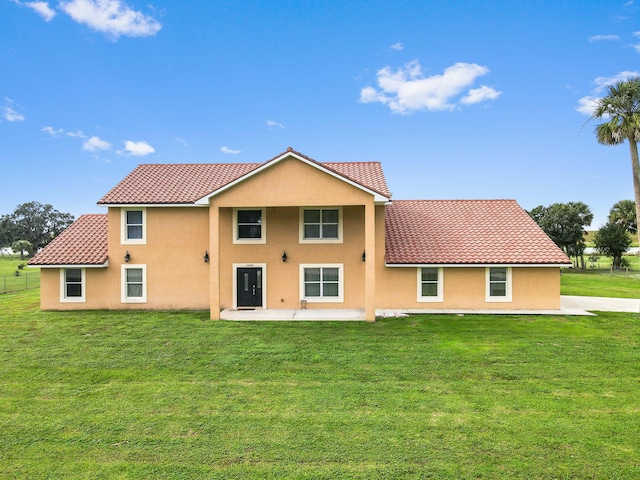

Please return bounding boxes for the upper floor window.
[299,207,343,243]
[121,208,146,244]
[233,208,266,244]
[417,267,443,302]
[486,267,512,302]
[60,268,85,303]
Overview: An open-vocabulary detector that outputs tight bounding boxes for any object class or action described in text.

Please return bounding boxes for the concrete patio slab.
[219,296,639,321]
[220,308,366,321]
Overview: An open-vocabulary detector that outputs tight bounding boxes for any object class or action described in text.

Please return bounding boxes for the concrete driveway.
[561,296,640,314]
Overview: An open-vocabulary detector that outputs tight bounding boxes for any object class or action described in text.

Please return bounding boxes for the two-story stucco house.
[30,148,571,320]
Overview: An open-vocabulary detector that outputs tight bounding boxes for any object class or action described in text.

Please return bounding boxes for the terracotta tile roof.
[98,148,391,205]
[385,200,571,265]
[98,163,261,205]
[323,162,391,198]
[29,214,108,266]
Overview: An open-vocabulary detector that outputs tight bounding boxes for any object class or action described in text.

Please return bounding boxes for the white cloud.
[576,70,640,116]
[59,0,162,39]
[575,96,600,116]
[26,1,56,20]
[10,0,56,21]
[461,85,502,105]
[66,130,87,138]
[2,98,25,122]
[359,60,501,113]
[267,120,284,128]
[42,125,64,136]
[3,107,25,122]
[175,137,189,147]
[82,136,111,151]
[123,140,155,156]
[390,42,404,51]
[221,146,240,154]
[588,34,620,42]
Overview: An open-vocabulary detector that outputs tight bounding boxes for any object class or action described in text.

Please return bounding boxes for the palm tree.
[590,77,640,246]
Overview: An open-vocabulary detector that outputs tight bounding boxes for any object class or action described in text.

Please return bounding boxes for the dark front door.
[237,267,263,308]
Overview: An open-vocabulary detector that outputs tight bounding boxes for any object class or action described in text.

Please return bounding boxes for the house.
[29,148,571,320]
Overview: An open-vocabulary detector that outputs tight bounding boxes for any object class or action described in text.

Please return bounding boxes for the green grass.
[1,290,639,478]
[561,268,640,298]
[0,256,40,294]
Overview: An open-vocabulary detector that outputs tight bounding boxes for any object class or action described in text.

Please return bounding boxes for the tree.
[594,222,632,269]
[10,202,74,255]
[529,202,593,268]
[0,215,18,250]
[11,240,33,260]
[608,199,637,234]
[590,77,640,247]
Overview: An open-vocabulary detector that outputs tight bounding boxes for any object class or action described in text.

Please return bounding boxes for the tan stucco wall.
[376,266,561,310]
[40,206,210,310]
[215,206,367,310]
[209,157,378,310]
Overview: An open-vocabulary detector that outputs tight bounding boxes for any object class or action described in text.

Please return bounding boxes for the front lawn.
[561,268,640,298]
[1,290,638,478]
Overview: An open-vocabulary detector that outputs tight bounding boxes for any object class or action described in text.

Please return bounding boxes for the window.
[299,207,343,243]
[121,265,147,303]
[486,267,512,302]
[300,264,344,302]
[60,268,85,303]
[417,267,443,302]
[233,208,266,244]
[121,208,146,244]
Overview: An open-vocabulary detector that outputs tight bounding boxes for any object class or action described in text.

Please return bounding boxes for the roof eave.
[385,262,572,268]
[31,259,110,269]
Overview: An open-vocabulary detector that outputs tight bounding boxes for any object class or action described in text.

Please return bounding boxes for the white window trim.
[232,208,266,244]
[299,263,344,303]
[299,207,343,244]
[232,263,267,309]
[417,267,443,302]
[121,264,147,303]
[486,266,512,302]
[121,208,147,245]
[60,268,86,303]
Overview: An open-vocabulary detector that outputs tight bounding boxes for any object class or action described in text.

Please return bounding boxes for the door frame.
[232,263,267,309]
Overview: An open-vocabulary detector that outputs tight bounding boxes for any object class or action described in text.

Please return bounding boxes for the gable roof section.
[385,200,571,265]
[29,214,108,267]
[98,163,262,205]
[98,148,391,205]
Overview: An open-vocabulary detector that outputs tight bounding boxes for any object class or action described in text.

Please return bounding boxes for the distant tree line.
[529,199,636,270]
[0,202,75,259]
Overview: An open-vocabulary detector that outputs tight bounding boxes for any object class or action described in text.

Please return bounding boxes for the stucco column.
[209,205,220,320]
[364,201,376,322]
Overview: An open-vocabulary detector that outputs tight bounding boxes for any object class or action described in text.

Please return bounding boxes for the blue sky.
[2,0,639,228]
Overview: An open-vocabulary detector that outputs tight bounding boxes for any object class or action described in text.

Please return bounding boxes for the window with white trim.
[121,265,147,303]
[60,268,85,303]
[417,267,443,302]
[233,208,266,244]
[121,208,146,244]
[299,207,342,243]
[486,267,512,302]
[300,264,344,302]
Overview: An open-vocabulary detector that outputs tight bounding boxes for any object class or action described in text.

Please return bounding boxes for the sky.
[2,0,639,228]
